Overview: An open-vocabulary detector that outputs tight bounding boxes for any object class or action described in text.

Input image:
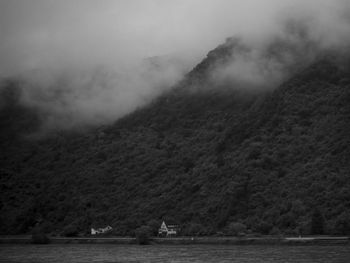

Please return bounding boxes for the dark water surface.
[0,244,350,263]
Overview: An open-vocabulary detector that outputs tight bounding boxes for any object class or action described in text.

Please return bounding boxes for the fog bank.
[0,0,349,130]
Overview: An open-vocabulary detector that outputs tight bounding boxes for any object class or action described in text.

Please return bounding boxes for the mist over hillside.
[1,0,350,131]
[0,0,350,238]
[1,39,349,236]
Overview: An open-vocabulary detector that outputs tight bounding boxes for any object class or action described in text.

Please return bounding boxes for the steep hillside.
[0,43,350,236]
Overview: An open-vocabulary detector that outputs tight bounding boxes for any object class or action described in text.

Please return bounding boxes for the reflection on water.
[0,244,350,263]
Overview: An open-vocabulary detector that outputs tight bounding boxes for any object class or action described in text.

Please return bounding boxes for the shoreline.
[0,236,349,245]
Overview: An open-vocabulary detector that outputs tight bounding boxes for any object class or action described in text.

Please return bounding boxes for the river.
[0,244,349,262]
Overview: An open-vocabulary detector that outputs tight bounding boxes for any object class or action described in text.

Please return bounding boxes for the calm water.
[0,244,350,263]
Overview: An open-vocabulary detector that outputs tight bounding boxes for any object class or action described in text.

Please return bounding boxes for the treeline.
[0,52,350,237]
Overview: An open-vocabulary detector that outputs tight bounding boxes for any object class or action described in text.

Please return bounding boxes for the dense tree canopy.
[0,44,349,236]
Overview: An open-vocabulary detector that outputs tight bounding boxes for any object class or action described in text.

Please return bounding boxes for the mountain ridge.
[0,40,350,236]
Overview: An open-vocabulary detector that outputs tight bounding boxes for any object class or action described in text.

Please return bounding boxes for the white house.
[91,225,113,235]
[158,221,178,237]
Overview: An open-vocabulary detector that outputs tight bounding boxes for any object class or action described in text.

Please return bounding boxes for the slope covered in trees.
[0,39,350,236]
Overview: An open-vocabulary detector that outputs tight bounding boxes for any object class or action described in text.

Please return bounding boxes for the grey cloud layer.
[0,0,349,130]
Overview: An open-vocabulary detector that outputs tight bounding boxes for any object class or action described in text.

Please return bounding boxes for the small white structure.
[158,221,178,237]
[91,225,113,235]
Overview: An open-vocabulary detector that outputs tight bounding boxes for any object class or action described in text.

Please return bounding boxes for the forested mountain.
[0,38,350,236]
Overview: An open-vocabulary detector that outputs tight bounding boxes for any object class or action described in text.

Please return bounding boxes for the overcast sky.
[0,0,349,131]
[1,0,348,76]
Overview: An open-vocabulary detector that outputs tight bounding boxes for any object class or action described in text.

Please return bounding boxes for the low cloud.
[0,0,349,131]
[17,58,188,130]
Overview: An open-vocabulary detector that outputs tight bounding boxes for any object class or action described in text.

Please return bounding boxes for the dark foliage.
[0,80,41,141]
[0,44,349,236]
[333,212,350,235]
[135,226,151,245]
[147,220,160,236]
[182,223,207,236]
[31,226,50,244]
[311,208,325,235]
[227,222,247,236]
[62,224,79,237]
